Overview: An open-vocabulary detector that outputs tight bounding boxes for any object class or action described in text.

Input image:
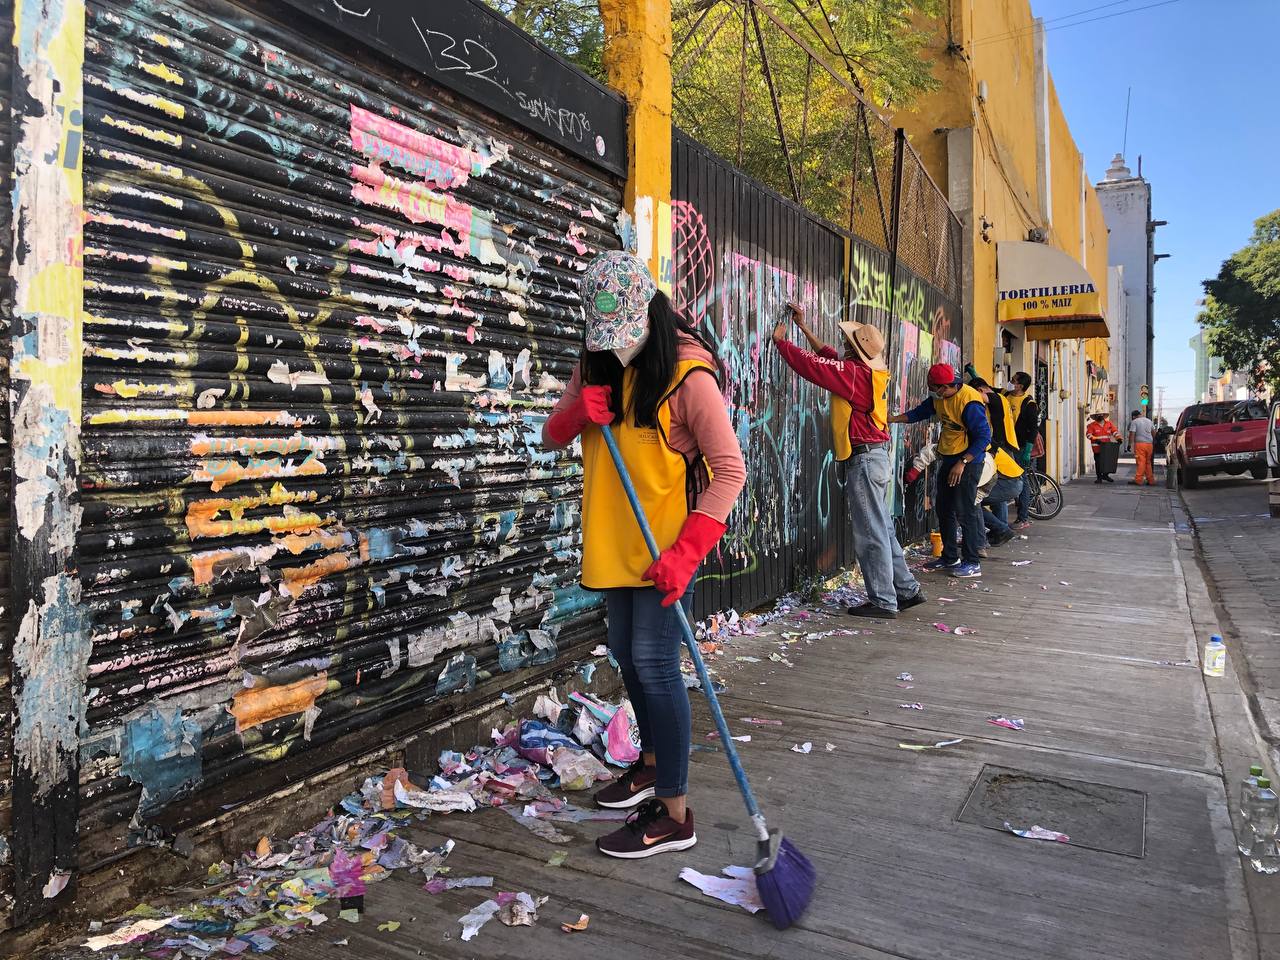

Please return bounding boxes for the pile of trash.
[78,690,639,957]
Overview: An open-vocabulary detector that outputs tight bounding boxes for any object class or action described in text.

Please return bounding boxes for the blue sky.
[1032,0,1280,416]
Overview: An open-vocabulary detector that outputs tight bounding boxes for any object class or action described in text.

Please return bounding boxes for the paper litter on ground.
[896,672,914,681]
[740,716,783,725]
[1005,821,1070,843]
[84,917,179,951]
[899,702,924,710]
[790,742,813,753]
[707,732,751,742]
[459,900,502,941]
[562,913,591,933]
[898,738,965,751]
[987,716,1026,730]
[678,865,765,914]
[825,742,837,751]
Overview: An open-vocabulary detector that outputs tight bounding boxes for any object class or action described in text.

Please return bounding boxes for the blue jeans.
[847,447,920,610]
[937,454,984,564]
[982,474,1024,536]
[604,586,694,798]
[1015,456,1033,522]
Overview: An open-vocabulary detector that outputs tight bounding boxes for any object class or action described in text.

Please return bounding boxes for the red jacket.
[774,339,890,445]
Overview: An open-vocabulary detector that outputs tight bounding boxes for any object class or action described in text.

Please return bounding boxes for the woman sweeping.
[542,251,746,859]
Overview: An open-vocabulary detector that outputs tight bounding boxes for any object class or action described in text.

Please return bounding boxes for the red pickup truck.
[1174,399,1275,487]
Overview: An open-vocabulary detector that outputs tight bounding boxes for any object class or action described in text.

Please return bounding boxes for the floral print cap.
[582,251,657,352]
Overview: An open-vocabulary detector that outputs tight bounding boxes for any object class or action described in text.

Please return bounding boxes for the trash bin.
[1095,440,1120,476]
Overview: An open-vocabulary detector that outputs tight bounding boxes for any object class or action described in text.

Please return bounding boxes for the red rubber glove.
[903,466,921,485]
[545,385,613,446]
[581,385,614,425]
[643,511,727,607]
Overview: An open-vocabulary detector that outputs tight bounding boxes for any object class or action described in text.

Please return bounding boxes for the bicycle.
[1025,470,1064,520]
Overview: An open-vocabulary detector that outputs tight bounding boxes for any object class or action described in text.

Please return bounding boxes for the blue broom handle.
[599,424,765,826]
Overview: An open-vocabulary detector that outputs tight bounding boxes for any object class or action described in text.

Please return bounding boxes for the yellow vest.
[579,359,715,589]
[1006,392,1027,423]
[988,394,1024,478]
[830,367,891,461]
[934,384,985,456]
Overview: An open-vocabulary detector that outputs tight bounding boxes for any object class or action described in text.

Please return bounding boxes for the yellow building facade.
[900,0,1112,480]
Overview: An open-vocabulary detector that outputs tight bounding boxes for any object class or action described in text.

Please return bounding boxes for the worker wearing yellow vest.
[541,252,745,860]
[889,364,992,577]
[968,378,1025,547]
[771,303,925,619]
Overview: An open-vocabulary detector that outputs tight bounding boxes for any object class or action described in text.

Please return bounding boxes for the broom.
[599,423,816,929]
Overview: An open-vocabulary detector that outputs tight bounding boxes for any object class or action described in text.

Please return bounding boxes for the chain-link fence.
[673,0,961,306]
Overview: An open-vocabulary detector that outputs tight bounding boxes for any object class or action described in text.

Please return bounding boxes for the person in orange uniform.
[772,304,925,619]
[1086,412,1122,483]
[542,251,745,860]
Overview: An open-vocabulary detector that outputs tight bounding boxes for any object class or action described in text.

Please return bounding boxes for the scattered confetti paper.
[825,742,837,752]
[896,682,915,689]
[736,656,761,663]
[953,626,976,636]
[678,865,765,914]
[896,672,914,681]
[932,622,951,632]
[1059,581,1071,586]
[591,644,607,656]
[1005,821,1070,843]
[377,921,401,933]
[938,597,958,602]
[740,717,783,726]
[84,917,178,952]
[1011,560,1033,566]
[562,913,591,933]
[791,742,813,753]
[546,851,568,868]
[987,716,1025,731]
[898,738,964,751]
[707,732,751,742]
[899,702,924,710]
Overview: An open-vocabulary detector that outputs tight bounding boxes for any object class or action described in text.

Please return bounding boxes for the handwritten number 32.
[411,20,506,95]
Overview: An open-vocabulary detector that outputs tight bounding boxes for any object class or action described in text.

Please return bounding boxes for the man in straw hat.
[772,304,925,619]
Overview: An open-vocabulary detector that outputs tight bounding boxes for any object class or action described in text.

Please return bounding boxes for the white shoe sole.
[595,785,656,809]
[597,834,698,859]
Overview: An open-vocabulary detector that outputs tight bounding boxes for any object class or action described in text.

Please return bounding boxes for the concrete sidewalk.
[50,479,1278,959]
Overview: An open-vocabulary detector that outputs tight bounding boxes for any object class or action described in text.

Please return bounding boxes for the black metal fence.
[673,129,964,616]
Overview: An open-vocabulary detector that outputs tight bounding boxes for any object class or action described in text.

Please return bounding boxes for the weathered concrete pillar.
[9,0,89,924]
[599,0,672,289]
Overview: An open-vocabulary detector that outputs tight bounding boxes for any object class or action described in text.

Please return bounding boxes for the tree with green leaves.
[1199,210,1280,397]
[477,1,944,228]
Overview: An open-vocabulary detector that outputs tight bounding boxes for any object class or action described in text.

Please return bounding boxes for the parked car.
[1269,400,1280,472]
[1174,399,1275,488]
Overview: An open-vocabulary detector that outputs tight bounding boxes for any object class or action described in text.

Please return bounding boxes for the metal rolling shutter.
[78,0,618,853]
[0,0,14,925]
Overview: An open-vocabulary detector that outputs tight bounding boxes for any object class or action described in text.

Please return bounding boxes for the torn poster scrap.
[986,716,1025,731]
[1005,821,1070,843]
[678,865,765,914]
[898,738,965,751]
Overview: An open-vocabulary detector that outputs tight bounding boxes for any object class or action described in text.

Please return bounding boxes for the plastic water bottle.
[1238,764,1264,854]
[1243,777,1279,874]
[1203,635,1226,677]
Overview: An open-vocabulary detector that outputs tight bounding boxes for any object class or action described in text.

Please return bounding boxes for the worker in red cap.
[889,363,991,577]
[772,304,925,618]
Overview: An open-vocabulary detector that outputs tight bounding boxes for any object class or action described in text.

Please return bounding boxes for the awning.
[997,241,1108,341]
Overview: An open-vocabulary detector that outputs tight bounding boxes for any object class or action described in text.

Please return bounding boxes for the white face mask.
[611,330,649,367]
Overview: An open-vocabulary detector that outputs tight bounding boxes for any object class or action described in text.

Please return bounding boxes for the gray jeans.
[847,447,921,610]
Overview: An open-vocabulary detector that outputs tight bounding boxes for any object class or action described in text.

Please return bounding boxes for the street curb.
[1173,491,1280,765]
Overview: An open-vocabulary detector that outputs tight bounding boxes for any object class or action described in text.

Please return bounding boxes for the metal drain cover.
[957,765,1147,857]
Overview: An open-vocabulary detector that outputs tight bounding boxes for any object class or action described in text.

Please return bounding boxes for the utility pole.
[1156,385,1165,423]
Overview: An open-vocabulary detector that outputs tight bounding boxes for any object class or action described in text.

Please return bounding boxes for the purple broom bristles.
[755,835,816,930]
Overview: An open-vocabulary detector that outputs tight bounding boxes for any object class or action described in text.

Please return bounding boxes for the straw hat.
[837,321,887,371]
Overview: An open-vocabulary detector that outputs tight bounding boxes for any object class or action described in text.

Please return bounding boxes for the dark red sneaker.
[593,760,656,809]
[596,799,697,859]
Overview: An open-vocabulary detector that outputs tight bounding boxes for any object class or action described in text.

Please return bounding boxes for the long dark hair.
[581,290,724,428]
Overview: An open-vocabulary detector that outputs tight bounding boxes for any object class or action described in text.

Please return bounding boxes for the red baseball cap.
[928,363,959,387]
